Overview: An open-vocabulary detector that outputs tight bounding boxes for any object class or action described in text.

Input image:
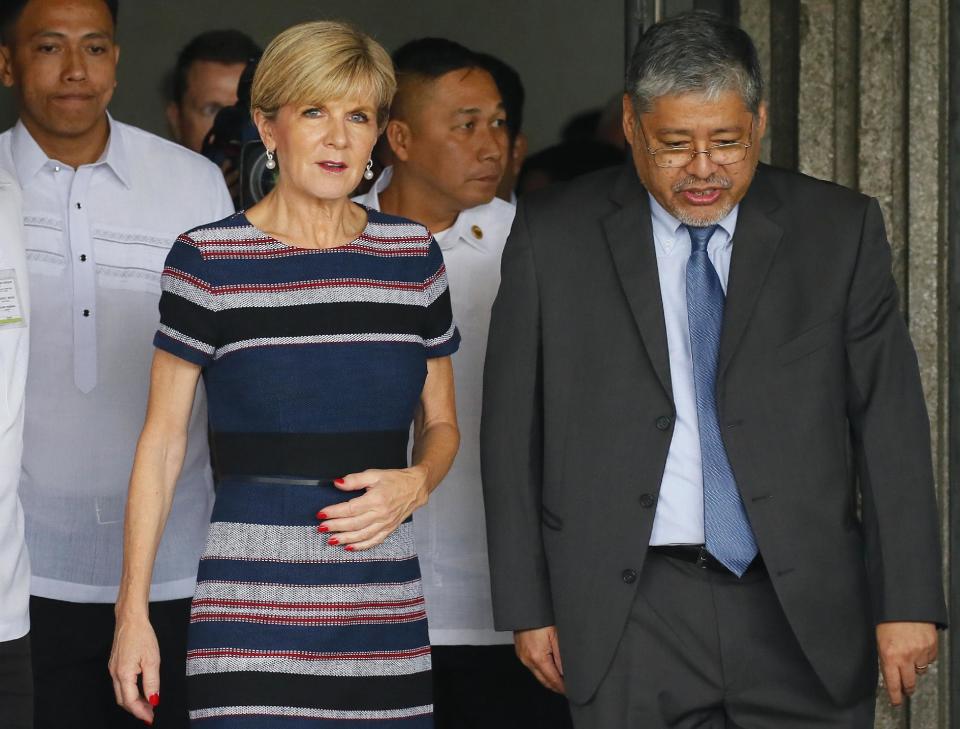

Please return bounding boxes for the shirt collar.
[439,207,477,252]
[11,113,132,189]
[362,165,489,253]
[648,192,739,255]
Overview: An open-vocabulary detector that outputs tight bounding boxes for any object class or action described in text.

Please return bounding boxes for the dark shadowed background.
[0,0,628,154]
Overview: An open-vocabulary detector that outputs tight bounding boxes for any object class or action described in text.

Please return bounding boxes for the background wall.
[0,0,627,155]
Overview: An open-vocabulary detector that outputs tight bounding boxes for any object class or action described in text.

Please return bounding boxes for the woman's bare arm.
[109,349,202,722]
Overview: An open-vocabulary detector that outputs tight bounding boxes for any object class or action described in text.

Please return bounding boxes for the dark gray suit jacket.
[480,163,947,706]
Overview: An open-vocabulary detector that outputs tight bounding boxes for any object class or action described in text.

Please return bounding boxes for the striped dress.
[154,208,459,727]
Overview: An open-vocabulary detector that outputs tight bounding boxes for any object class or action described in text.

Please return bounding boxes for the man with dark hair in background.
[476,52,526,204]
[0,1,233,726]
[165,29,261,154]
[354,37,572,729]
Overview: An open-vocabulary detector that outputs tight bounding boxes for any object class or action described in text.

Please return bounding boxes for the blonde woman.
[110,21,459,727]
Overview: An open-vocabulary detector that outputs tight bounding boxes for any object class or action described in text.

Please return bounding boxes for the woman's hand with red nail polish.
[108,610,160,724]
[316,467,430,551]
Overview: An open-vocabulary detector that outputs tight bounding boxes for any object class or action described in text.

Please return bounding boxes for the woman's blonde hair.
[251,21,396,128]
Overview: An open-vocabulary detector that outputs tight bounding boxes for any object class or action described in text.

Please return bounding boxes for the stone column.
[903,5,951,728]
[740,0,773,162]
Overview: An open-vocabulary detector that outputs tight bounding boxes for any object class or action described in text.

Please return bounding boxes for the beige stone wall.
[742,0,951,725]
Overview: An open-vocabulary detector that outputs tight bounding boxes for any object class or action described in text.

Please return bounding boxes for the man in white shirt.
[0,168,32,729]
[0,1,232,727]
[355,38,572,729]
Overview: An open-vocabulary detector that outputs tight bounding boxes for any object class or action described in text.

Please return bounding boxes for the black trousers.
[432,644,574,729]
[0,632,33,729]
[568,552,876,729]
[30,596,191,729]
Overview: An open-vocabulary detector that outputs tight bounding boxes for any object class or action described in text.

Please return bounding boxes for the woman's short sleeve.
[153,235,218,367]
[421,238,460,358]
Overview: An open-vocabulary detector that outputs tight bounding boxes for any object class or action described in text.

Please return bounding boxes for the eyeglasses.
[639,120,754,168]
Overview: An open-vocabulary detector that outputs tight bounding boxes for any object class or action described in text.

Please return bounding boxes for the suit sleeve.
[480,202,554,630]
[845,197,947,626]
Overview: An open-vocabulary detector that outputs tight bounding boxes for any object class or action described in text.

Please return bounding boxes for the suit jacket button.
[655,416,672,431]
[621,569,638,584]
[639,493,655,508]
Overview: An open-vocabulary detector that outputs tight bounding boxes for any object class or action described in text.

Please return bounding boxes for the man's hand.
[877,621,938,706]
[515,626,565,694]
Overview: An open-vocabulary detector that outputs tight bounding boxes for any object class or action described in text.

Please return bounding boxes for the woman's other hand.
[108,611,161,724]
[318,466,430,551]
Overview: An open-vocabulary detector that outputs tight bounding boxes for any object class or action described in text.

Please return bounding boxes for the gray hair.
[625,11,763,116]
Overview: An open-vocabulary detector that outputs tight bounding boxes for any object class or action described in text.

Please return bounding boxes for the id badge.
[0,268,26,329]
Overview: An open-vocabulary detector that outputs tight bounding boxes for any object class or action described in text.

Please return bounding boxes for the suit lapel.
[718,173,783,379]
[602,168,673,402]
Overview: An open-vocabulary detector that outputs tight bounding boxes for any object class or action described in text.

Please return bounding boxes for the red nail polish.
[317,525,329,533]
[316,511,328,520]
[334,478,345,485]
[328,537,339,545]
[344,545,355,552]
[148,693,160,707]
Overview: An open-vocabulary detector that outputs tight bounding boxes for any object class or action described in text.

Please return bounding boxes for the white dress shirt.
[647,193,740,546]
[355,168,515,644]
[0,116,234,603]
[0,168,31,640]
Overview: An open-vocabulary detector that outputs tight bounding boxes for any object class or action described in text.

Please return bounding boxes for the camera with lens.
[201,57,277,209]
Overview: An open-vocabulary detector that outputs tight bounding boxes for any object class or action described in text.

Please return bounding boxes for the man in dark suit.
[480,11,946,727]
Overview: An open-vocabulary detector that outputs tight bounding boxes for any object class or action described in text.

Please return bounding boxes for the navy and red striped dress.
[154,207,459,728]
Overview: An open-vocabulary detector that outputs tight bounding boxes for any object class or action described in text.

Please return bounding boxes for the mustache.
[672,175,733,192]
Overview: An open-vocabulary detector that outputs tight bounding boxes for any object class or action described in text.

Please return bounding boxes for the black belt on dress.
[648,544,765,576]
[212,431,408,481]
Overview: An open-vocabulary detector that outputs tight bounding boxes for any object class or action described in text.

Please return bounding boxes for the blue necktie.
[684,224,758,577]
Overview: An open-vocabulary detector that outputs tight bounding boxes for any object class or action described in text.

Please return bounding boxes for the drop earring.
[363,159,374,181]
[265,149,277,170]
